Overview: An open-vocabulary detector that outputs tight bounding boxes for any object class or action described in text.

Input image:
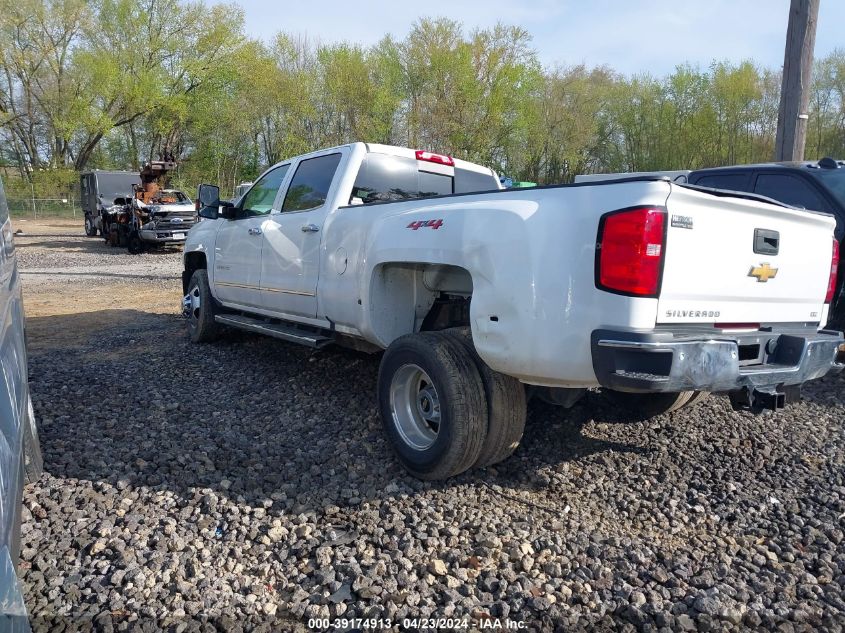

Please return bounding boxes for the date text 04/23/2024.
[307,617,528,630]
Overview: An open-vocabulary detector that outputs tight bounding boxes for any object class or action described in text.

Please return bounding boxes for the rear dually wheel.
[378,332,487,480]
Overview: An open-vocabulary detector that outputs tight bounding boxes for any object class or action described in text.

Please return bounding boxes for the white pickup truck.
[183,143,845,479]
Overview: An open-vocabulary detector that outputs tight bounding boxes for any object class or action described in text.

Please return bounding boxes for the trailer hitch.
[728,385,799,413]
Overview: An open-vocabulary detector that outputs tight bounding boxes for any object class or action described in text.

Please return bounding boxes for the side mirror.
[197,183,220,208]
[198,205,219,220]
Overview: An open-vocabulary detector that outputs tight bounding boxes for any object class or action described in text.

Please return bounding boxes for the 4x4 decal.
[407,219,444,230]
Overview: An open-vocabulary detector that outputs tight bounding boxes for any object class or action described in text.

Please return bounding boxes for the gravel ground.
[15,219,845,632]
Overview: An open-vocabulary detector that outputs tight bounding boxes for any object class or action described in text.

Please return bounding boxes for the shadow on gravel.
[26,308,649,517]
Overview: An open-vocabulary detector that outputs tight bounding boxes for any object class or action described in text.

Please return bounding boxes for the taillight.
[826,238,840,303]
[415,150,455,167]
[596,206,667,297]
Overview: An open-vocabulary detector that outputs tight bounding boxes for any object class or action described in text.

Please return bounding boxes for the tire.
[184,269,221,343]
[378,332,487,480]
[444,328,526,467]
[84,215,98,237]
[605,390,696,419]
[684,391,710,409]
[127,231,144,254]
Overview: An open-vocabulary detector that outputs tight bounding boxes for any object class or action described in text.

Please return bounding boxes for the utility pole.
[774,0,820,161]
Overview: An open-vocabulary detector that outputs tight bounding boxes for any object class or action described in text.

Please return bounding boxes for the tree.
[0,0,90,173]
[72,0,246,170]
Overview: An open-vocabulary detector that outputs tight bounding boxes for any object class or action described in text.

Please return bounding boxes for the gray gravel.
[16,225,845,631]
[14,226,181,291]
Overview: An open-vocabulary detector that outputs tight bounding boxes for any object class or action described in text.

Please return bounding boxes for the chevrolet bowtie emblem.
[749,263,778,282]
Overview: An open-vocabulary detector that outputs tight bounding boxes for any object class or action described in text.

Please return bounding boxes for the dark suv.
[687,158,845,322]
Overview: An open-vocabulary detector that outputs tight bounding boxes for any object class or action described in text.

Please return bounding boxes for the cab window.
[282,153,342,212]
[754,174,826,211]
[240,164,289,217]
[692,173,751,192]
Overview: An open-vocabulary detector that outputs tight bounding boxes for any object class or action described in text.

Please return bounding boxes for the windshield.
[153,191,191,205]
[96,173,140,201]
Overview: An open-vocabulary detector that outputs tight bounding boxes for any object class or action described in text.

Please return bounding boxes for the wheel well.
[420,294,471,332]
[370,263,473,344]
[183,251,207,293]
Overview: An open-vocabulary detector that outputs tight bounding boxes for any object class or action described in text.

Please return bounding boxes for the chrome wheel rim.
[183,285,201,324]
[390,364,441,450]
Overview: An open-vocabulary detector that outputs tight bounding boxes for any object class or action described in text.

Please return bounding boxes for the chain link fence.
[7,194,80,219]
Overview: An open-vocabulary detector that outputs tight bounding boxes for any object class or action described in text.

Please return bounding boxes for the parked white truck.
[183,143,845,479]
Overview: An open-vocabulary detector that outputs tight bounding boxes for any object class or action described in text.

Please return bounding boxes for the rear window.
[351,153,497,204]
[352,154,449,203]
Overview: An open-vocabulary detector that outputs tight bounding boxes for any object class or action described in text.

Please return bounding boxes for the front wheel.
[127,231,144,254]
[84,215,98,237]
[184,269,220,343]
[378,332,488,480]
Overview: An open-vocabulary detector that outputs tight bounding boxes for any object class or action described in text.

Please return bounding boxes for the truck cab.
[80,170,141,237]
[185,143,501,326]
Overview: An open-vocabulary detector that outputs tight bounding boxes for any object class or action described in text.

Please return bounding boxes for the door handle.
[248,227,262,236]
[301,224,320,233]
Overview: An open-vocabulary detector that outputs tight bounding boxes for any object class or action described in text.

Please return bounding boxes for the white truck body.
[183,143,844,477]
[184,143,842,388]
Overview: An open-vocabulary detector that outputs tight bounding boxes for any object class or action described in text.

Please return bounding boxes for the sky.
[226,0,845,76]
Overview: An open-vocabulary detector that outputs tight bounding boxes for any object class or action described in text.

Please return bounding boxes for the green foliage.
[4,1,845,195]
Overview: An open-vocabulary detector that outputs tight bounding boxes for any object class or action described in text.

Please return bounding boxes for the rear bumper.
[591,327,845,393]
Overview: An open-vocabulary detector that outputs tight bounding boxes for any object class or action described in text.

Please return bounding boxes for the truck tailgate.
[658,186,836,325]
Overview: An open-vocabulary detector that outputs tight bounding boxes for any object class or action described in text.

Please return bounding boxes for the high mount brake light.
[415,150,455,167]
[826,238,840,304]
[596,207,667,297]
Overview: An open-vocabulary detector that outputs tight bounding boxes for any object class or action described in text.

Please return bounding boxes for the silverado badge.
[749,263,778,282]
